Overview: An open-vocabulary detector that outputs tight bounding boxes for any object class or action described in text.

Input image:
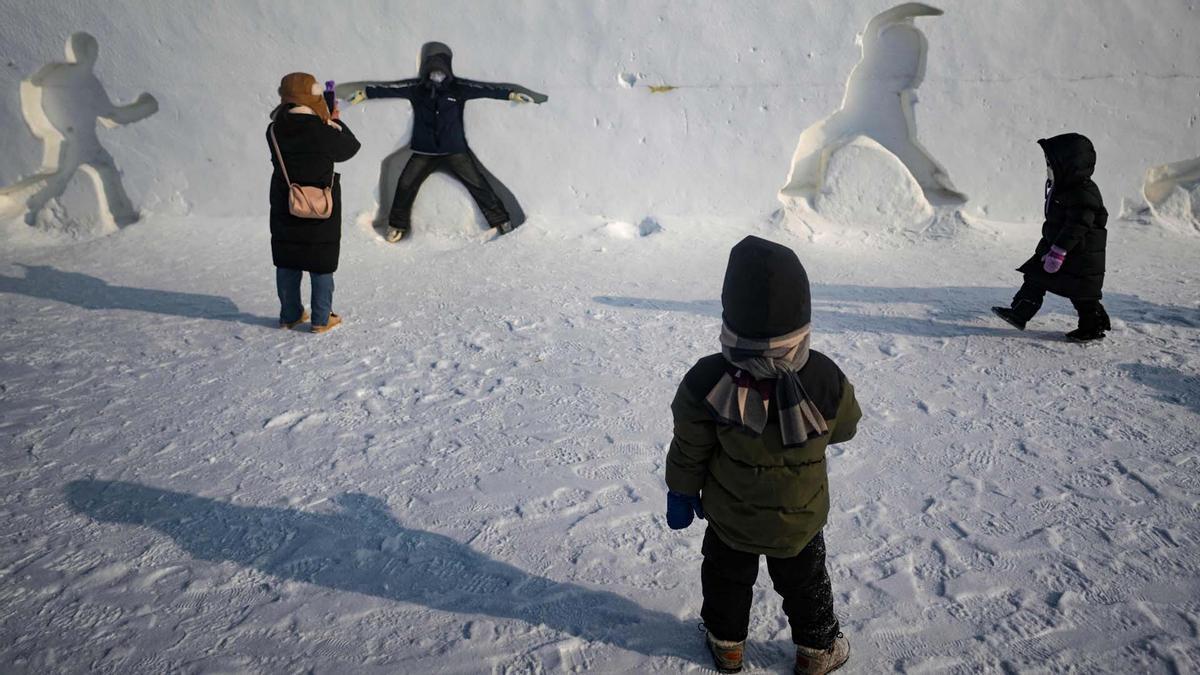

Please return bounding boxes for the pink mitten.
[1042,246,1067,273]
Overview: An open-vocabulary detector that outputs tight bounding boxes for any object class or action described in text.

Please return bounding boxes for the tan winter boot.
[310,312,342,334]
[705,631,745,674]
[280,309,309,329]
[794,633,849,674]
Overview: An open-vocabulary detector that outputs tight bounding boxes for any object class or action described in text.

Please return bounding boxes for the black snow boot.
[1066,326,1105,342]
[1066,303,1109,342]
[991,299,1039,331]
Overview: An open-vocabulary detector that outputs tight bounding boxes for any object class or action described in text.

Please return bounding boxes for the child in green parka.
[665,236,861,675]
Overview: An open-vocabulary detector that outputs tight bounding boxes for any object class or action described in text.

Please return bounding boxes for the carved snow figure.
[339,42,547,242]
[1143,156,1200,234]
[780,4,964,209]
[0,32,158,232]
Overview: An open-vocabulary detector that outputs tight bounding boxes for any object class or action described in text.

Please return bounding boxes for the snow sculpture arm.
[99,93,158,129]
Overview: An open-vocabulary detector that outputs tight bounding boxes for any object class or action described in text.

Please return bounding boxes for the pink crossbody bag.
[269,123,334,219]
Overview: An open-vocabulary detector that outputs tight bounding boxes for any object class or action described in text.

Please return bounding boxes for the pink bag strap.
[269,121,335,189]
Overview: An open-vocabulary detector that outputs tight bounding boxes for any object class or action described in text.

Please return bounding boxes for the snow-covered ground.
[2,0,1199,672]
[1,213,1198,673]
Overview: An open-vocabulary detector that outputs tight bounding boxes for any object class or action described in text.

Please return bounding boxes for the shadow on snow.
[65,480,699,663]
[595,285,1198,339]
[0,264,266,326]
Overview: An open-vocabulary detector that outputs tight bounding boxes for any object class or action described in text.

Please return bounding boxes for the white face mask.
[429,71,447,83]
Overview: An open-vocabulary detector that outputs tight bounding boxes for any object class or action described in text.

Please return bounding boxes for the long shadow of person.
[0,265,266,326]
[595,285,1197,339]
[1119,363,1200,415]
[65,480,699,663]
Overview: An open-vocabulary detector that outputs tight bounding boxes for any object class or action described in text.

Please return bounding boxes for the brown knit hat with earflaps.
[277,72,331,122]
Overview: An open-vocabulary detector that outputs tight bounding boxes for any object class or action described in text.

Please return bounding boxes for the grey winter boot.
[705,631,745,673]
[794,633,849,674]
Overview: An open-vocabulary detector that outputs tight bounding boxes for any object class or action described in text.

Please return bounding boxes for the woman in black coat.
[268,72,361,333]
[992,133,1111,342]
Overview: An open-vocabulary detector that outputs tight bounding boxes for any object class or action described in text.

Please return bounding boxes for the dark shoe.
[991,306,1028,330]
[280,308,309,329]
[705,631,745,674]
[1098,305,1112,331]
[795,633,850,674]
[494,221,515,235]
[1066,327,1105,343]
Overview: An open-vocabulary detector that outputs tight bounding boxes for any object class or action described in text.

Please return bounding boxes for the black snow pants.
[701,527,839,649]
[1012,279,1109,330]
[388,152,509,231]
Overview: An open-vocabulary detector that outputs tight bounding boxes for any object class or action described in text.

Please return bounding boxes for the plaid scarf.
[704,323,830,447]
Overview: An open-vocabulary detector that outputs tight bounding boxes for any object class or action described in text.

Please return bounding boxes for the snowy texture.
[810,135,935,232]
[0,33,157,237]
[1,1,1198,233]
[2,215,1199,673]
[1144,156,1200,235]
[779,3,964,208]
[1,2,1200,673]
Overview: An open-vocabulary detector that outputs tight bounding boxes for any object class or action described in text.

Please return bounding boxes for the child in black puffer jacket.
[993,133,1111,342]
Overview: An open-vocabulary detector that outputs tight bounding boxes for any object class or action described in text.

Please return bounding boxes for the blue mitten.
[666,491,705,530]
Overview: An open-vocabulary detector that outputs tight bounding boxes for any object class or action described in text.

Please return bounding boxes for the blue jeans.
[276,267,334,325]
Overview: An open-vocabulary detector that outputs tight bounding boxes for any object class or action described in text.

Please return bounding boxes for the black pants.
[1013,280,1109,329]
[388,152,509,231]
[701,527,839,649]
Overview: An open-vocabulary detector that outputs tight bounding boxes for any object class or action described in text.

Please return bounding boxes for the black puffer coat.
[1017,133,1108,300]
[267,106,361,274]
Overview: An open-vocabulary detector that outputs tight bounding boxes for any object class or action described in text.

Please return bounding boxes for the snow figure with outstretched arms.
[0,32,158,231]
[341,42,547,242]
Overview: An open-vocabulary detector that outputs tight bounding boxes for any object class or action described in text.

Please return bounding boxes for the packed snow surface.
[2,0,1200,673]
[1,213,1199,673]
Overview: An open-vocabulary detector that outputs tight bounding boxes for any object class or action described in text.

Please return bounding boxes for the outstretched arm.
[344,78,421,103]
[100,93,158,128]
[458,79,548,104]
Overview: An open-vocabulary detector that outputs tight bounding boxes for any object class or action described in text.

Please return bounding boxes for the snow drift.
[1,0,1197,240]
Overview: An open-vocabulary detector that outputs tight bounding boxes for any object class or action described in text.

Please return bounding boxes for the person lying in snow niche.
[992,133,1111,342]
[664,236,861,675]
[343,42,548,242]
[267,73,361,334]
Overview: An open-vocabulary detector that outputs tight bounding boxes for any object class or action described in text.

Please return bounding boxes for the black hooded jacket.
[364,43,521,155]
[1017,133,1109,300]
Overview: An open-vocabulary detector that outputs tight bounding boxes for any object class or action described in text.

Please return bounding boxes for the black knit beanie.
[720,236,811,338]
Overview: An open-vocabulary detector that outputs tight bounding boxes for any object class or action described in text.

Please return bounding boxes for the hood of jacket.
[419,41,455,83]
[720,236,811,339]
[1039,133,1096,184]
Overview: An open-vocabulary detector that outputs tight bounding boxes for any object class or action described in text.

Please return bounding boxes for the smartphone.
[324,81,337,113]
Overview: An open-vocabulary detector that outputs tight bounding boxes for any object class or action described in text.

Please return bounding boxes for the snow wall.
[0,0,1197,232]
